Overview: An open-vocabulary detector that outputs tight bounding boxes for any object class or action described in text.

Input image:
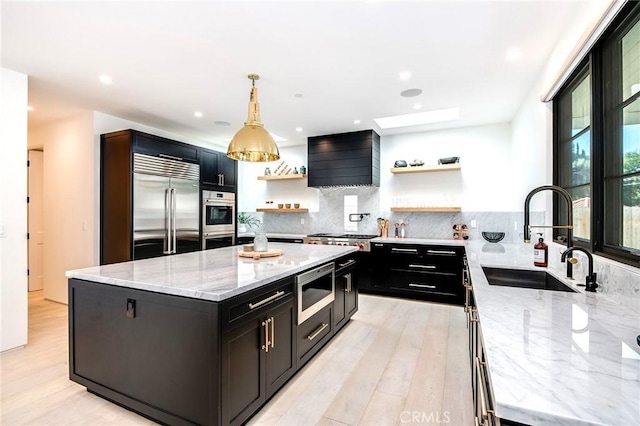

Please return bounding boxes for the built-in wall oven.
[202,190,235,250]
[296,262,335,324]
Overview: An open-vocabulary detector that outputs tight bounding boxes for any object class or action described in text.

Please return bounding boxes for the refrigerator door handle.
[171,187,177,254]
[163,188,172,254]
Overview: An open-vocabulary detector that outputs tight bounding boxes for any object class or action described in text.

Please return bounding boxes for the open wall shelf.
[256,208,309,213]
[257,174,306,181]
[390,164,461,174]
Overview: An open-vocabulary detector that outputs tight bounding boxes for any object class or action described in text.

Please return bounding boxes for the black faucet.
[524,185,574,278]
[561,247,599,292]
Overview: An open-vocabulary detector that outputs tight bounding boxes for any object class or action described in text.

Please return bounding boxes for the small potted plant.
[237,212,261,233]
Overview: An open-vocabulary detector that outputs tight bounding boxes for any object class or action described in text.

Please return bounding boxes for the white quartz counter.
[66,243,357,302]
[373,238,640,425]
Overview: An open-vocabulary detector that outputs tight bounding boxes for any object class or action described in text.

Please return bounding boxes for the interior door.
[133,173,170,259]
[28,150,44,291]
[170,177,200,254]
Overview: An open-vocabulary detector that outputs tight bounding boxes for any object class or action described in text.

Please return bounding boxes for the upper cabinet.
[201,149,237,192]
[307,129,380,187]
[133,131,200,164]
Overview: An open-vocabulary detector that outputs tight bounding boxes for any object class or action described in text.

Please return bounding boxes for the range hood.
[307,129,380,187]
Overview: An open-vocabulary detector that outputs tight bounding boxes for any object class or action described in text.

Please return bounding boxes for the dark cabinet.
[297,304,333,367]
[69,279,219,426]
[134,131,199,163]
[201,148,237,192]
[368,243,465,305]
[307,129,380,187]
[220,279,296,426]
[334,256,358,331]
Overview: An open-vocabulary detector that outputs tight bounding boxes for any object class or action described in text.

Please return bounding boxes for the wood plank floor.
[1,291,472,425]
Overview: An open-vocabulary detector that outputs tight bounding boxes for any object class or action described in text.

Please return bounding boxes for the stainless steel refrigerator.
[132,153,200,260]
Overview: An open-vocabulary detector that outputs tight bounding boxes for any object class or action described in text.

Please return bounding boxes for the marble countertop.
[464,241,640,425]
[66,243,357,302]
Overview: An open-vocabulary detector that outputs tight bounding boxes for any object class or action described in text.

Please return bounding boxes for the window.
[554,2,640,266]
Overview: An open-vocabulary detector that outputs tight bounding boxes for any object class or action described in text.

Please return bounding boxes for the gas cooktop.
[306,233,378,239]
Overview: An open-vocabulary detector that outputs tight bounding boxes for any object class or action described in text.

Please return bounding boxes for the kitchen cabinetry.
[100,130,201,265]
[220,278,296,426]
[201,148,237,192]
[333,256,358,331]
[307,129,380,187]
[69,278,219,425]
[368,242,465,305]
[297,304,333,367]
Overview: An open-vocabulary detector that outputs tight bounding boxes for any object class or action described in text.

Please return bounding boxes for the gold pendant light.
[227,74,280,162]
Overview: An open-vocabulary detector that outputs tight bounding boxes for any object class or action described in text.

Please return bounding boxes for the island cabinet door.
[68,279,219,426]
[221,296,296,426]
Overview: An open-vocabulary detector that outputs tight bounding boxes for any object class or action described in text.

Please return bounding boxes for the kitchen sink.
[482,267,577,293]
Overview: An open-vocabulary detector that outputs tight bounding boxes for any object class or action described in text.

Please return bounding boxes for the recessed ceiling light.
[295,127,303,132]
[399,71,412,81]
[353,119,361,125]
[99,75,113,85]
[294,93,304,98]
[27,105,34,112]
[413,104,422,110]
[194,111,203,118]
[214,121,231,126]
[505,49,522,62]
[374,107,459,129]
[400,88,422,98]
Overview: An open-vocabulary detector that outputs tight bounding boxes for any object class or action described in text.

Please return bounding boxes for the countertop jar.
[253,232,268,252]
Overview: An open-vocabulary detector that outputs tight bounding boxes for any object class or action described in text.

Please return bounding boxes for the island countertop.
[65,243,357,302]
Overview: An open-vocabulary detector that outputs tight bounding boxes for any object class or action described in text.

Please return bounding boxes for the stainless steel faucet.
[523,185,574,278]
[561,247,599,292]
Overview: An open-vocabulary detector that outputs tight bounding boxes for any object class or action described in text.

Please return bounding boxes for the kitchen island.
[66,243,358,426]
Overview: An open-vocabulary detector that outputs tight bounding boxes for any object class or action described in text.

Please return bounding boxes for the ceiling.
[1,1,585,148]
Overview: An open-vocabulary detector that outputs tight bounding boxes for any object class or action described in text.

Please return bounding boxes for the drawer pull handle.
[409,264,436,269]
[307,323,329,341]
[475,357,494,421]
[249,290,285,310]
[338,259,356,268]
[427,249,457,255]
[261,318,271,353]
[391,248,418,253]
[158,153,183,161]
[409,283,436,289]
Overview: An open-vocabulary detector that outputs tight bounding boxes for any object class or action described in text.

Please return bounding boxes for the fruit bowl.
[482,232,505,243]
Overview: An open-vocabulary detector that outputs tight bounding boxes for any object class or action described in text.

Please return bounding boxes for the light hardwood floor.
[1,291,472,425]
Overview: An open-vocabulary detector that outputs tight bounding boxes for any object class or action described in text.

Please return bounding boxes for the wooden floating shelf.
[256,208,309,213]
[390,164,461,174]
[257,174,306,181]
[390,207,462,213]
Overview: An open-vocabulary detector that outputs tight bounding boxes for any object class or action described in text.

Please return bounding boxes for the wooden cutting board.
[238,248,283,259]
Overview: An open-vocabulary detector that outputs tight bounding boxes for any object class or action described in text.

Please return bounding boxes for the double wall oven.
[202,190,235,250]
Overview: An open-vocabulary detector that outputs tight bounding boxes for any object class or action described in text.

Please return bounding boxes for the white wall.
[379,123,514,212]
[29,112,95,304]
[237,145,319,212]
[0,68,28,351]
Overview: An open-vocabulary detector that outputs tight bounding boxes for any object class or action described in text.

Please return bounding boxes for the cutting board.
[238,248,283,259]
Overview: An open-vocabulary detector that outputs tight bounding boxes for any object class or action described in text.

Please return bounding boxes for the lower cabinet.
[220,280,296,426]
[297,304,333,367]
[334,256,358,330]
[367,242,465,305]
[69,279,219,426]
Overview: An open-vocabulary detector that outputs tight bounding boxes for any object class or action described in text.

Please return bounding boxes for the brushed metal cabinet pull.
[409,264,436,269]
[262,319,270,353]
[409,283,436,289]
[338,259,356,268]
[158,153,183,161]
[307,323,329,341]
[249,290,285,310]
[270,316,275,349]
[427,249,457,255]
[391,247,418,253]
[345,273,352,293]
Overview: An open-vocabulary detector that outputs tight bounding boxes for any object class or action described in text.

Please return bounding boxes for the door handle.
[163,188,171,254]
[261,318,271,353]
[270,316,275,349]
[409,283,436,289]
[171,188,177,254]
[344,273,352,293]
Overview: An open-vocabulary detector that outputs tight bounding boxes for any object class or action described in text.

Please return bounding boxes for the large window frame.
[553,1,640,267]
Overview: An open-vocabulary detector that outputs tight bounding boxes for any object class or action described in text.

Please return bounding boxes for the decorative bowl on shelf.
[482,232,505,243]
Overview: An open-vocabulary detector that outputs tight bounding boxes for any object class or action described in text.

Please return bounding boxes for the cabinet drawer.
[297,305,332,361]
[387,271,459,297]
[221,279,294,328]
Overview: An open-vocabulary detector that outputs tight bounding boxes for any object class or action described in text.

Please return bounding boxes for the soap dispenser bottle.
[533,233,548,267]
